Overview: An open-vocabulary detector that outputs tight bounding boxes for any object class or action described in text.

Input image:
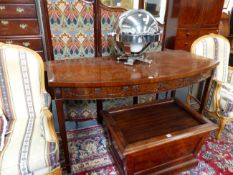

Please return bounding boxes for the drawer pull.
[122,86,129,92]
[186,32,191,36]
[1,20,8,25]
[19,24,28,29]
[16,7,24,13]
[22,42,30,47]
[0,5,5,11]
[184,42,188,46]
[5,40,13,44]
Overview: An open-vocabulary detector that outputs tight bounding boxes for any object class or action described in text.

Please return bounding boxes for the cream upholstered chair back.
[0,43,60,174]
[0,44,46,122]
[190,34,233,140]
[190,34,231,112]
[191,33,230,82]
[189,34,230,112]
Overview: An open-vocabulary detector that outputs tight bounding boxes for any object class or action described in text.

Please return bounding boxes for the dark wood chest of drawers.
[0,0,53,61]
[164,0,224,51]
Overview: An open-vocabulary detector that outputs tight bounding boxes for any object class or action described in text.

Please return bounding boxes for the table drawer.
[0,19,39,35]
[0,4,37,18]
[176,29,198,40]
[0,0,34,3]
[0,37,43,50]
[175,39,196,51]
[198,29,219,37]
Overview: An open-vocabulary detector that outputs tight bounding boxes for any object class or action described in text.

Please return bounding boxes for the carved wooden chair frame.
[187,33,233,140]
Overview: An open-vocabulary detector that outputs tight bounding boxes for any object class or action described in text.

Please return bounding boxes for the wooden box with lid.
[102,99,217,175]
[0,0,53,61]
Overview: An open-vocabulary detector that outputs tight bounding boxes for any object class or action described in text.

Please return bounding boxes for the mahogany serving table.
[45,50,218,173]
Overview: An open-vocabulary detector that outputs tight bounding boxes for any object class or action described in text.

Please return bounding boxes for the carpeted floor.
[61,121,233,175]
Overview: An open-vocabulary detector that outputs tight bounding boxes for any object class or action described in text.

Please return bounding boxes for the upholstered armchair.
[0,43,61,174]
[187,33,233,140]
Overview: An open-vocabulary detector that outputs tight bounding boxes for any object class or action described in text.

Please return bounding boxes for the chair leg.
[47,167,62,175]
[216,119,226,140]
[75,121,79,129]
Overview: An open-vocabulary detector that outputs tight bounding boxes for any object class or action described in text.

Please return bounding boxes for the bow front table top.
[45,50,218,100]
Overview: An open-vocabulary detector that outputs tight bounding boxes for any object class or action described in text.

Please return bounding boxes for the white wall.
[223,0,233,13]
[155,0,167,24]
[144,0,167,24]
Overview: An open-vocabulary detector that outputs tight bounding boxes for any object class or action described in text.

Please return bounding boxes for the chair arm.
[186,93,201,106]
[187,84,201,107]
[228,66,233,85]
[205,79,223,118]
[40,107,58,145]
[0,107,8,151]
[41,91,52,108]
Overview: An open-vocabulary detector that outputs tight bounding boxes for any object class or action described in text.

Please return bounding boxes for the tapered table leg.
[55,99,71,173]
[133,96,138,104]
[97,100,103,124]
[199,77,212,114]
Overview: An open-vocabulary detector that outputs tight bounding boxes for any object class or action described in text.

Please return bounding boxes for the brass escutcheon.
[0,6,5,11]
[1,20,8,25]
[16,7,24,13]
[19,24,28,29]
[22,42,30,47]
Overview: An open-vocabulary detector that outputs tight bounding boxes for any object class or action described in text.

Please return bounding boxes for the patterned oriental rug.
[62,122,233,175]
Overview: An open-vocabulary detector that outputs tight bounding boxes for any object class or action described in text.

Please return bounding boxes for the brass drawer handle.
[1,20,9,25]
[186,32,191,36]
[22,42,30,47]
[0,5,6,11]
[5,40,13,44]
[19,24,28,29]
[122,86,129,92]
[16,7,24,13]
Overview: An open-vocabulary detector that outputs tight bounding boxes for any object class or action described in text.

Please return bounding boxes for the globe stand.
[117,53,152,66]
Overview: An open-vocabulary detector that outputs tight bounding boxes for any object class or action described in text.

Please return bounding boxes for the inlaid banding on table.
[95,88,101,93]
[132,85,139,92]
[59,70,212,100]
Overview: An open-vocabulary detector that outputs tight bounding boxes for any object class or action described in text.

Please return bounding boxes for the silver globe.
[110,9,160,65]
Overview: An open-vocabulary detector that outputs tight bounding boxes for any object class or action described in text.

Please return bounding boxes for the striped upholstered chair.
[0,43,61,174]
[187,33,233,140]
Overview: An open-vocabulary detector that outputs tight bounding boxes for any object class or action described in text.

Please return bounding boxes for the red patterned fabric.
[61,123,233,174]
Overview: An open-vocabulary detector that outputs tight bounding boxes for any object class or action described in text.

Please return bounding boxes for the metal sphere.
[112,9,160,55]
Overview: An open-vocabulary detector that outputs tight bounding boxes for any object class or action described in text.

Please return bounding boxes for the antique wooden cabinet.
[164,0,224,51]
[0,0,53,61]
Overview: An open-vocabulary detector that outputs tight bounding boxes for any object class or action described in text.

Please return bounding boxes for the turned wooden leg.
[216,119,226,140]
